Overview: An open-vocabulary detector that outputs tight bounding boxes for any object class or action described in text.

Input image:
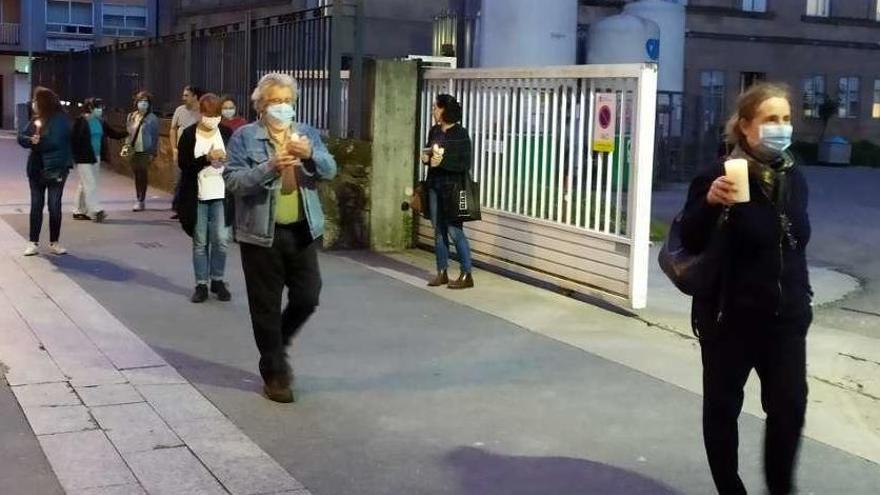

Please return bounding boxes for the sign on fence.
[593,92,617,153]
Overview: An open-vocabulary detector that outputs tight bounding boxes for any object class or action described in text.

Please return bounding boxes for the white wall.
[478,0,577,67]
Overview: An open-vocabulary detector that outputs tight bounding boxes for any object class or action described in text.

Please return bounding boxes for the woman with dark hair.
[177,93,234,303]
[124,90,160,211]
[679,82,811,494]
[71,97,127,223]
[17,86,72,256]
[220,95,248,132]
[421,93,474,289]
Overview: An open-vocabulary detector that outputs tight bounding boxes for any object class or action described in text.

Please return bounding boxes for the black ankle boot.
[190,284,208,303]
[211,280,231,302]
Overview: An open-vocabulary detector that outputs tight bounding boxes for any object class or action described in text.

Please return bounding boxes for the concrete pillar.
[368,60,419,252]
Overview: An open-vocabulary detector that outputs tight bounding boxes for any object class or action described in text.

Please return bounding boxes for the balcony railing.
[0,22,20,45]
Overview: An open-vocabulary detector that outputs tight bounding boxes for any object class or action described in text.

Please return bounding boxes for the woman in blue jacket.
[18,87,72,256]
[125,90,160,211]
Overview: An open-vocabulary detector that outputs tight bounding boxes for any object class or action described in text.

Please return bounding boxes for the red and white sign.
[593,93,617,153]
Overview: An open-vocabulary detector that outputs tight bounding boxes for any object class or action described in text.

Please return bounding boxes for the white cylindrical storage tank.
[478,0,577,67]
[587,14,660,66]
[623,0,686,92]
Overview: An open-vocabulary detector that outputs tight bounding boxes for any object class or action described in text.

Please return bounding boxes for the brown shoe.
[447,273,474,290]
[427,270,449,287]
[263,376,294,403]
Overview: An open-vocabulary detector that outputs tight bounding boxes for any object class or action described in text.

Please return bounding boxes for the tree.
[817,92,837,141]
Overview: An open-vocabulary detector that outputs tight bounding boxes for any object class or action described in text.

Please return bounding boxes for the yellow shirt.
[268,129,303,224]
[275,186,303,224]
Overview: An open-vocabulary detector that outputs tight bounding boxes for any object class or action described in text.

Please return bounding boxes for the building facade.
[581,0,880,172]
[0,0,157,128]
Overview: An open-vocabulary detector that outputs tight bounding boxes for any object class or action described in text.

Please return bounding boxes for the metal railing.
[417,64,658,308]
[0,22,20,45]
[32,5,351,135]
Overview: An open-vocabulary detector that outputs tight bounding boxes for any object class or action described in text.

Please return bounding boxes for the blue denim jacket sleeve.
[224,127,279,196]
[298,125,337,181]
[146,115,160,155]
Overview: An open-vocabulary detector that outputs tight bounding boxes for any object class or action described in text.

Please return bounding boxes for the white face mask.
[32,102,39,114]
[201,116,222,130]
[221,108,236,120]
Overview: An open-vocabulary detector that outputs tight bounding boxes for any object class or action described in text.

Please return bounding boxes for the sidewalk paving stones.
[38,430,137,491]
[125,447,228,495]
[75,383,144,407]
[136,383,226,426]
[122,365,189,386]
[90,402,184,453]
[67,485,149,495]
[12,382,80,407]
[23,404,97,436]
[0,202,312,493]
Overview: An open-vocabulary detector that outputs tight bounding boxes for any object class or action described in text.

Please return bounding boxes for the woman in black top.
[177,93,234,303]
[71,97,127,223]
[680,83,811,495]
[421,94,474,289]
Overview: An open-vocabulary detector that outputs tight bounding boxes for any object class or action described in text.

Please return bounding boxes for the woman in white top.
[176,93,234,303]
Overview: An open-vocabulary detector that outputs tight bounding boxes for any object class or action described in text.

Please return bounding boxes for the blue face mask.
[265,103,295,126]
[758,124,793,154]
[92,108,104,119]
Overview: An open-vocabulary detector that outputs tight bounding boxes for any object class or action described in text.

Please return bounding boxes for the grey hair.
[251,72,299,112]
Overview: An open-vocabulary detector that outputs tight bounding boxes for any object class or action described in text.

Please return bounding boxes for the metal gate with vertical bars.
[417,64,657,309]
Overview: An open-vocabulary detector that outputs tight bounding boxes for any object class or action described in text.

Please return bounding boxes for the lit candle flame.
[34,119,42,128]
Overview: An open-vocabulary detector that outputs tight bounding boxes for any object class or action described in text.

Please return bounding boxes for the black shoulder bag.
[658,206,730,299]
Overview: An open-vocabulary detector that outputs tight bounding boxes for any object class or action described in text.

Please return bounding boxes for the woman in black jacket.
[17,87,72,256]
[177,93,233,303]
[421,94,475,290]
[71,97,127,223]
[680,83,811,495]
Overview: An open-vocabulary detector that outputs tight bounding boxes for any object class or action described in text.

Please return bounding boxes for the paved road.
[1,136,878,494]
[0,379,65,495]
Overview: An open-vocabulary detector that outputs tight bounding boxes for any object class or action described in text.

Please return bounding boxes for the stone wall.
[102,113,373,250]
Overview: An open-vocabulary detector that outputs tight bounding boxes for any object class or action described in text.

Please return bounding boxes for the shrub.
[850,140,880,167]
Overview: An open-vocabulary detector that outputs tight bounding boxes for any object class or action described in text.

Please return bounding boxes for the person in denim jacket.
[125,90,160,211]
[224,73,337,403]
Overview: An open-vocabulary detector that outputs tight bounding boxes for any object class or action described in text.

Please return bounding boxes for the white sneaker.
[48,243,67,255]
[132,201,145,212]
[23,242,38,256]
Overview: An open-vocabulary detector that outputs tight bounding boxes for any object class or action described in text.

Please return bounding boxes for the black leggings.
[29,174,67,243]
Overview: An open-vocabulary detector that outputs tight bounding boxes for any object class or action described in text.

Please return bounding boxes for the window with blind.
[102,4,147,37]
[46,0,94,35]
[872,80,880,119]
[802,75,825,119]
[742,0,767,13]
[805,0,830,17]
[838,77,860,119]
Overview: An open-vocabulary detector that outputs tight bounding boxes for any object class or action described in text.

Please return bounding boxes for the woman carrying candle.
[679,83,812,495]
[17,87,73,256]
[421,94,474,290]
[177,93,234,303]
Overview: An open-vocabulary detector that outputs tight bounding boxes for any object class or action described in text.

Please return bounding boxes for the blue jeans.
[29,174,67,243]
[193,199,229,284]
[429,189,473,273]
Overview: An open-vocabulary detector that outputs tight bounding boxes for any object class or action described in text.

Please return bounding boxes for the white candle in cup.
[724,158,750,203]
[34,119,42,129]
